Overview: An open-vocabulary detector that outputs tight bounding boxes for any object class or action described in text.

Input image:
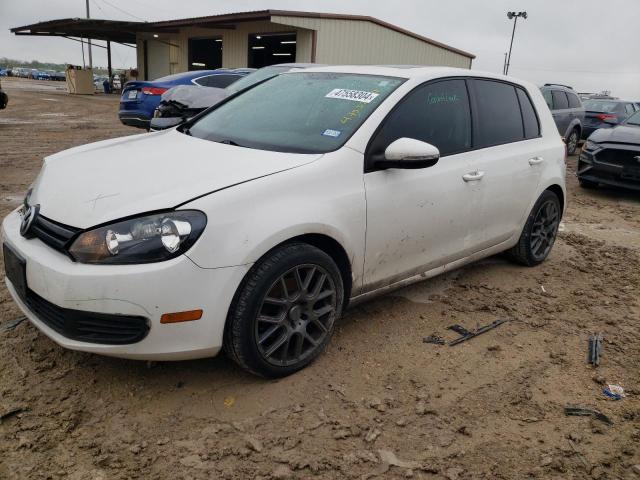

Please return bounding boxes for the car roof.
[154,69,245,83]
[583,98,629,104]
[288,65,531,85]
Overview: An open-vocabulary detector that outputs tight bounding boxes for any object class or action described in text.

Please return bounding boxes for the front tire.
[508,190,561,267]
[224,243,344,378]
[566,128,580,156]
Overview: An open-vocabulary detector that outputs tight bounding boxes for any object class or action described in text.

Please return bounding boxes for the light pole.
[504,11,527,75]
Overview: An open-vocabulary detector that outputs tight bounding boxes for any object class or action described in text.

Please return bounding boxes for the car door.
[362,79,477,292]
[551,90,571,137]
[465,79,544,250]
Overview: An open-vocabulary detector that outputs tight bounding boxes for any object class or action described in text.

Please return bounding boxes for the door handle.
[462,171,485,182]
[528,156,545,165]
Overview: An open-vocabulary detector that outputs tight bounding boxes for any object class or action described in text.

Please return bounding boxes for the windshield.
[188,72,405,153]
[625,110,640,126]
[583,100,619,113]
[226,65,291,93]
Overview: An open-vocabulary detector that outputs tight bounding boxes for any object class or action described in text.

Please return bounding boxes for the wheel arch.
[544,184,565,215]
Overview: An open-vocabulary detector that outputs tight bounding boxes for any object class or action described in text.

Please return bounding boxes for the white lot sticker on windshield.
[325,88,379,103]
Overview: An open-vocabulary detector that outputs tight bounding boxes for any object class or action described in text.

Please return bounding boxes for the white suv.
[2,66,565,377]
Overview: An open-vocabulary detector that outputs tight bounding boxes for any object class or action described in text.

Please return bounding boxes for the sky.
[1,0,639,99]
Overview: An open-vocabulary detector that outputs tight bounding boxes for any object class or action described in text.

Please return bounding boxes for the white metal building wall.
[272,16,472,68]
[136,16,472,79]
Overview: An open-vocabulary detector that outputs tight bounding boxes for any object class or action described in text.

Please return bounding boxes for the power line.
[90,0,108,17]
[96,0,146,21]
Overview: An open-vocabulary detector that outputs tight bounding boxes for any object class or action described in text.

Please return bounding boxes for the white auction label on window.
[325,89,379,103]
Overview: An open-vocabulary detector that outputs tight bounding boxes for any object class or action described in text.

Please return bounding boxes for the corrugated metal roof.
[147,10,475,59]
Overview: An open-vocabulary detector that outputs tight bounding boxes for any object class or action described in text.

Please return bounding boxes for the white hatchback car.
[2,66,565,377]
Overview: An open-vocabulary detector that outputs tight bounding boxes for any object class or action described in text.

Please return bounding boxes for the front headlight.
[69,210,206,264]
[582,140,598,152]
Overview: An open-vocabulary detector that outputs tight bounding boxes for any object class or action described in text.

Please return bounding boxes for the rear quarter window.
[516,88,540,139]
[567,93,582,108]
[473,80,524,148]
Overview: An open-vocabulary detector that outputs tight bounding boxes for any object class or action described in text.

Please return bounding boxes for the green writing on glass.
[427,93,459,105]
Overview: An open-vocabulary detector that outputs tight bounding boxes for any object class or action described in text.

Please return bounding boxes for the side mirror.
[149,116,184,132]
[375,138,440,170]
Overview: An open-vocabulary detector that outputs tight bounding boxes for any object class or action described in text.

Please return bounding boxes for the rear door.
[551,90,571,136]
[362,79,476,291]
[466,79,544,250]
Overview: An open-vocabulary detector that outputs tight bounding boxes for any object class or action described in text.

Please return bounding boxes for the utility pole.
[85,0,93,70]
[505,11,527,76]
[503,52,508,75]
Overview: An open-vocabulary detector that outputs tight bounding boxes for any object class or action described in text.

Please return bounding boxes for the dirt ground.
[0,77,639,480]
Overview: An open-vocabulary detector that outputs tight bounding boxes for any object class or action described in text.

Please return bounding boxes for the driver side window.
[368,79,472,162]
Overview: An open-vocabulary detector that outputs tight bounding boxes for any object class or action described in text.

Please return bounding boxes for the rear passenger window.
[516,88,540,139]
[542,90,553,109]
[473,80,523,147]
[369,79,472,157]
[195,74,240,88]
[625,103,635,114]
[567,93,582,108]
[551,90,569,109]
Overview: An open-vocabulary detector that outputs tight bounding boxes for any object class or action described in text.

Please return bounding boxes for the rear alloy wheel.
[224,243,344,377]
[566,129,579,156]
[508,190,561,266]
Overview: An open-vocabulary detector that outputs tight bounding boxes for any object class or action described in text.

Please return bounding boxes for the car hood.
[590,124,640,144]
[160,85,229,109]
[30,129,321,228]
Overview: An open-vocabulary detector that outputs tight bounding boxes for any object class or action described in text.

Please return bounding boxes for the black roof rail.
[544,83,574,90]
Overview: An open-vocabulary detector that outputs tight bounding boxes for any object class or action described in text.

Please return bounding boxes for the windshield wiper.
[216,139,244,147]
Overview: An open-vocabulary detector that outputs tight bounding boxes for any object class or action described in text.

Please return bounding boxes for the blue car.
[119,69,252,129]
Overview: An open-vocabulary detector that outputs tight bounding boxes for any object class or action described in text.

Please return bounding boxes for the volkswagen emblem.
[20,204,40,238]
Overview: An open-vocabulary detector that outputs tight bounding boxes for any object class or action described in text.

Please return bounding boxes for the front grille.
[30,214,80,254]
[596,148,640,169]
[23,289,149,345]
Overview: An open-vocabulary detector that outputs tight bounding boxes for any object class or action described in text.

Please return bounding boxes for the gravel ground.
[1,77,639,480]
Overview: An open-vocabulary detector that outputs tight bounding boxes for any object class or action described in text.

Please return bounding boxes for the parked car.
[2,66,565,377]
[0,68,9,77]
[119,69,252,129]
[578,109,640,191]
[582,99,639,139]
[50,71,66,81]
[151,64,321,131]
[540,84,585,155]
[0,78,7,110]
[35,70,51,81]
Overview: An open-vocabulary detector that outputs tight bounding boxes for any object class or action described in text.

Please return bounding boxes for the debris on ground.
[603,384,625,400]
[588,333,603,366]
[567,438,590,471]
[0,316,26,332]
[448,319,507,346]
[564,405,613,425]
[0,406,27,423]
[423,334,445,345]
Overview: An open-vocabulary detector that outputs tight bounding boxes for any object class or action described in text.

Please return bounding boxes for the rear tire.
[224,243,344,378]
[507,190,561,267]
[566,128,580,156]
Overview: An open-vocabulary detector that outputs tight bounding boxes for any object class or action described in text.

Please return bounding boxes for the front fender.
[182,149,367,292]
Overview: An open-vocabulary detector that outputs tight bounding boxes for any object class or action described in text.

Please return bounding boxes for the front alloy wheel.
[566,129,579,155]
[224,243,344,377]
[256,264,337,367]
